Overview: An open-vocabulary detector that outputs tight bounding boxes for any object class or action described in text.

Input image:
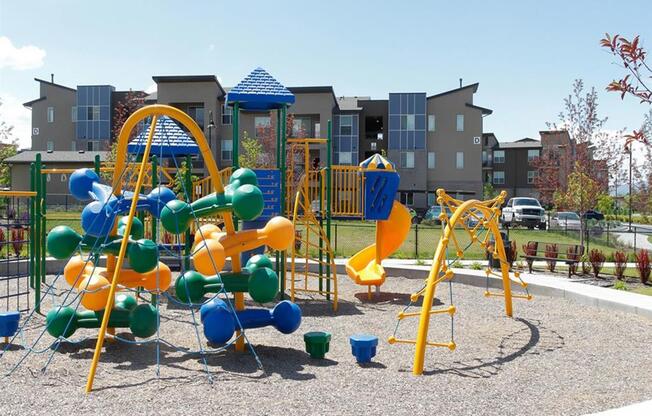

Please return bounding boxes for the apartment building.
[484,136,541,198]
[19,74,493,211]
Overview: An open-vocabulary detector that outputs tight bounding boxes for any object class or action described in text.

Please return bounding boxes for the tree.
[532,146,563,206]
[483,182,497,199]
[239,131,265,168]
[553,163,604,246]
[596,194,615,215]
[112,90,146,143]
[601,33,651,145]
[0,99,18,187]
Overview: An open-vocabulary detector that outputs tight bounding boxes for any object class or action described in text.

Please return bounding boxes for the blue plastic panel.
[363,170,400,220]
[252,169,281,220]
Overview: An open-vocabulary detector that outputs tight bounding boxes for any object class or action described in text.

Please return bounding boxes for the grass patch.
[633,286,652,296]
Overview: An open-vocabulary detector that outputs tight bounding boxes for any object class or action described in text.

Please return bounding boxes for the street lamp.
[626,144,633,231]
[208,110,216,160]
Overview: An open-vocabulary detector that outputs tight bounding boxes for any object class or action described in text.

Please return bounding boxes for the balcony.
[365,132,383,141]
[482,159,493,168]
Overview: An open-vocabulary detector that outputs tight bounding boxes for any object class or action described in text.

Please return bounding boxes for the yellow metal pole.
[490,220,513,317]
[85,115,158,393]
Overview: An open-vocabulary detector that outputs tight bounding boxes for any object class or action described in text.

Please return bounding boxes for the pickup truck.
[501,197,546,229]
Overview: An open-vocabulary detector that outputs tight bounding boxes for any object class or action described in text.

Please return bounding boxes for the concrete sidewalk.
[332,258,652,319]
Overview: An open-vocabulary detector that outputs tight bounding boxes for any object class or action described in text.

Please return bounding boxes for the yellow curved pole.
[86,105,242,392]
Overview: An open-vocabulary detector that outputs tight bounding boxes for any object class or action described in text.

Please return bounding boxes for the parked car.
[582,210,605,221]
[501,197,546,229]
[549,212,581,230]
[421,205,451,225]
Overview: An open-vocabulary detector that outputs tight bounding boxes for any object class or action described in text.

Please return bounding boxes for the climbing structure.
[389,189,531,375]
[288,136,338,311]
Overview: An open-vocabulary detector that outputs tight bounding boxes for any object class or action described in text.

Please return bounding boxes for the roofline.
[427,83,479,99]
[34,78,76,92]
[465,103,493,115]
[23,96,47,108]
[287,86,339,111]
[152,75,226,96]
[539,130,569,135]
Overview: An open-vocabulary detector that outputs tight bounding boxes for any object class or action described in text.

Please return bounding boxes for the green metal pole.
[326,120,332,300]
[184,155,192,271]
[151,155,159,305]
[34,153,42,313]
[319,171,324,293]
[275,108,282,276]
[232,102,240,170]
[29,163,35,290]
[280,105,287,298]
[94,154,101,176]
[41,160,47,291]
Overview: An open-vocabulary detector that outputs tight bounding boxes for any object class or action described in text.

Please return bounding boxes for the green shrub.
[470,262,483,270]
[613,280,628,291]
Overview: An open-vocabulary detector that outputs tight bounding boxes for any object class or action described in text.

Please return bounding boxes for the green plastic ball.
[47,226,82,259]
[118,216,144,240]
[127,239,158,273]
[160,199,191,233]
[115,293,137,311]
[229,168,259,187]
[175,271,207,303]
[129,304,159,338]
[246,254,274,271]
[248,267,279,303]
[231,184,264,221]
[46,306,77,338]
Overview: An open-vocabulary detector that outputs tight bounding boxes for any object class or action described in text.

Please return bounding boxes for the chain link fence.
[331,221,652,260]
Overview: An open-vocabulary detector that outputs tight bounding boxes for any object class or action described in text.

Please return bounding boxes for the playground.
[1,67,651,415]
[1,274,652,415]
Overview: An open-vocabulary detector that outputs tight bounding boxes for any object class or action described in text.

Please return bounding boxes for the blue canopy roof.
[127,116,199,156]
[226,67,295,110]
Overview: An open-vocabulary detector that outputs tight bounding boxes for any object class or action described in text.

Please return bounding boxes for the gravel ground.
[1,272,651,416]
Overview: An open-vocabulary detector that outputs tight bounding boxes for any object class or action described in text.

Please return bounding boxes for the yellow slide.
[346,200,412,287]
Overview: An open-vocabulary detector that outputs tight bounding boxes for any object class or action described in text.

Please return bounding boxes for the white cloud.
[0,36,46,70]
[0,93,32,149]
[145,83,157,94]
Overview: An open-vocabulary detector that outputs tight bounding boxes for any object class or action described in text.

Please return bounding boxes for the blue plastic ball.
[147,186,177,218]
[273,301,302,334]
[69,168,100,201]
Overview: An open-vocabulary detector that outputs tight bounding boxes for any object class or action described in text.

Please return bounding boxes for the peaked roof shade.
[226,67,295,110]
[127,116,199,156]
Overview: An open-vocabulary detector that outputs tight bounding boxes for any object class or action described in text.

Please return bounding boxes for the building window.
[339,115,353,135]
[60,174,67,182]
[71,106,77,122]
[493,171,505,184]
[292,117,311,138]
[46,174,51,182]
[428,115,435,132]
[46,141,54,151]
[315,123,321,138]
[456,114,464,131]
[339,152,352,164]
[493,150,505,164]
[456,151,464,169]
[87,141,94,151]
[188,106,204,129]
[428,152,436,169]
[400,114,415,131]
[47,107,54,123]
[528,149,540,162]
[221,104,232,125]
[222,139,233,161]
[527,170,538,184]
[254,116,271,140]
[370,142,377,151]
[400,191,414,206]
[93,106,100,121]
[400,151,415,168]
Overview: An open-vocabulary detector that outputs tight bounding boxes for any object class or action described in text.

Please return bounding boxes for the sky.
[1,0,651,149]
